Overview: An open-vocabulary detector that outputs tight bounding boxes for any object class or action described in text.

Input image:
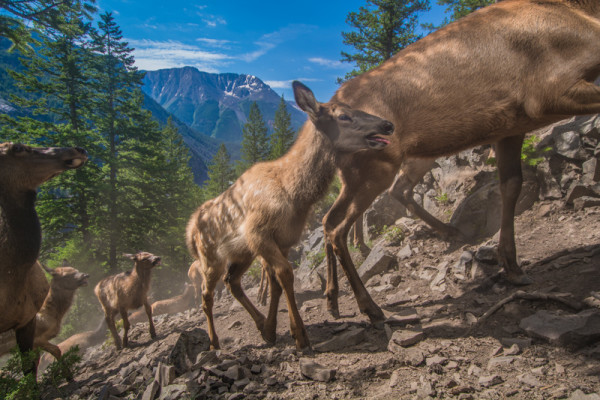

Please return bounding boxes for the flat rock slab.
[385,308,420,326]
[314,328,366,352]
[387,327,425,349]
[519,309,600,349]
[299,358,336,382]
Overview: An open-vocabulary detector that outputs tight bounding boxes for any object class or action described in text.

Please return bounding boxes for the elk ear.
[293,81,320,120]
[122,253,136,260]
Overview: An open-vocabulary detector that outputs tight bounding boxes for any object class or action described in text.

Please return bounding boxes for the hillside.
[28,114,600,400]
[141,67,306,144]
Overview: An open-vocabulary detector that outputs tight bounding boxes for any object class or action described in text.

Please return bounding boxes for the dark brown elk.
[0,142,87,372]
[186,81,393,351]
[322,0,600,324]
[34,263,89,360]
[94,252,160,349]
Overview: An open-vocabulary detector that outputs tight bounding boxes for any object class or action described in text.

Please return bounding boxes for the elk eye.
[338,114,352,122]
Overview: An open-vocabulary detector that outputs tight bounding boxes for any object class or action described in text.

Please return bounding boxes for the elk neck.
[277,121,337,207]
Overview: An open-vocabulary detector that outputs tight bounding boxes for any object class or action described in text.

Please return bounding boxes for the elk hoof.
[507,273,534,286]
[327,306,340,319]
[298,345,313,356]
[260,329,276,345]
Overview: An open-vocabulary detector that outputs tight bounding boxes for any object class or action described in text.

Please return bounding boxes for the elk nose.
[75,147,87,156]
[382,121,394,134]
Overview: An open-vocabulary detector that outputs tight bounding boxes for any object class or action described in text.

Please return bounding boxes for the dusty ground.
[45,199,600,400]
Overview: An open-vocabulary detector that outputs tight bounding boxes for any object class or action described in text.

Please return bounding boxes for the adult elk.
[0,143,87,372]
[323,0,600,323]
[186,82,393,351]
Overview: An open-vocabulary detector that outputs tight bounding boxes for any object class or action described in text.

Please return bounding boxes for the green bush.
[0,346,81,400]
[521,135,552,167]
[381,225,405,244]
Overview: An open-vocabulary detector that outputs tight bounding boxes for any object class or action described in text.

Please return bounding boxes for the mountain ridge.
[141,67,306,143]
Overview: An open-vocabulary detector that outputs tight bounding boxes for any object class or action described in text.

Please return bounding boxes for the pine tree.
[339,0,430,83]
[0,0,96,54]
[89,11,146,271]
[5,5,103,250]
[237,101,270,174]
[269,95,295,160]
[436,0,493,22]
[205,144,235,199]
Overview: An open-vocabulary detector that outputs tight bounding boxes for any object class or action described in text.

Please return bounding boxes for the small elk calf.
[186,82,393,351]
[95,252,160,350]
[34,262,89,360]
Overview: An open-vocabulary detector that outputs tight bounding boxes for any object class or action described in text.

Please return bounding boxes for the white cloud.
[128,39,231,72]
[264,78,321,89]
[308,57,346,69]
[196,37,232,48]
[203,16,226,28]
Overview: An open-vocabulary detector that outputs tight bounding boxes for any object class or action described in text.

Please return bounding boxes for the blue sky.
[95,1,448,101]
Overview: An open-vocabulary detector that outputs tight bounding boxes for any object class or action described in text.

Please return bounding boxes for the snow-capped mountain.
[142,67,306,143]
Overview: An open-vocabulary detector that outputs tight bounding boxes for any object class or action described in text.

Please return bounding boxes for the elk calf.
[95,252,160,349]
[0,142,86,372]
[34,262,89,360]
[186,82,393,351]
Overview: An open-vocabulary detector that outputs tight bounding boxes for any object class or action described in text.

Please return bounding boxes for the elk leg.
[120,307,130,348]
[553,79,600,115]
[325,240,339,318]
[15,318,37,375]
[35,339,62,361]
[496,134,532,285]
[389,158,465,240]
[105,312,122,350]
[224,261,267,337]
[324,173,394,324]
[259,244,310,351]
[201,269,220,350]
[144,299,156,339]
[351,213,370,256]
[263,267,282,344]
[258,259,269,306]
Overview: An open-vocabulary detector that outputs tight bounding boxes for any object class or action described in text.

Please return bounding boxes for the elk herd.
[2,0,600,380]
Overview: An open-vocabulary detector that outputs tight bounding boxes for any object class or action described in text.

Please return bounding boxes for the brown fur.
[185,82,394,350]
[188,260,224,306]
[33,264,89,360]
[94,252,160,349]
[321,0,600,322]
[0,143,86,371]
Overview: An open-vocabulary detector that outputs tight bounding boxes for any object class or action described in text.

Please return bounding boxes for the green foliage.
[521,135,551,168]
[269,95,296,160]
[0,0,96,54]
[237,101,270,174]
[0,346,81,400]
[435,192,449,205]
[306,248,326,270]
[339,0,430,82]
[380,225,405,244]
[204,143,235,199]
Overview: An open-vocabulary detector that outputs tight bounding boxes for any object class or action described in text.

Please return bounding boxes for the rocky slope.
[39,114,600,400]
